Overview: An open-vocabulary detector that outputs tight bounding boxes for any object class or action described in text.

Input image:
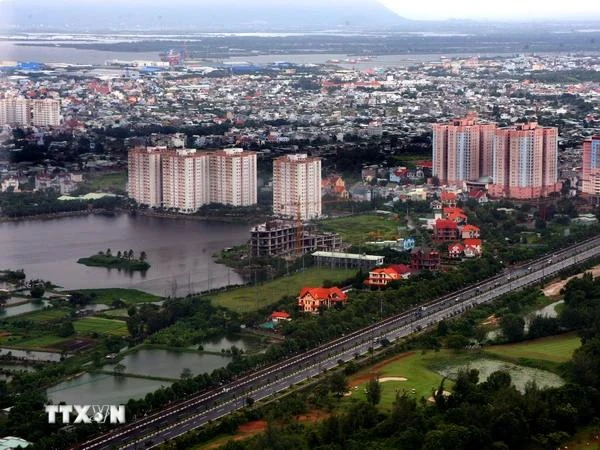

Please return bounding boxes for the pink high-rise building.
[432,114,496,186]
[581,136,600,198]
[489,122,560,199]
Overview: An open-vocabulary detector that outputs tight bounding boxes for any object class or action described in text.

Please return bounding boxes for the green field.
[5,307,71,323]
[74,317,129,336]
[348,351,449,409]
[318,214,401,246]
[209,267,356,313]
[84,171,128,192]
[484,333,581,363]
[70,288,161,305]
[0,334,66,349]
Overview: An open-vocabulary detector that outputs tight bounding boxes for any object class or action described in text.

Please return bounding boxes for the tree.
[128,249,134,260]
[29,284,45,299]
[365,377,381,405]
[140,251,147,262]
[180,368,192,380]
[106,248,112,257]
[328,372,348,397]
[117,250,122,259]
[57,321,75,337]
[500,313,525,342]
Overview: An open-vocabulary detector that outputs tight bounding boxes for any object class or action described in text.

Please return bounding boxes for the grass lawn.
[484,332,581,363]
[101,308,130,318]
[347,351,450,409]
[5,307,71,323]
[84,171,127,192]
[70,288,161,305]
[209,267,356,313]
[317,214,401,246]
[74,317,129,336]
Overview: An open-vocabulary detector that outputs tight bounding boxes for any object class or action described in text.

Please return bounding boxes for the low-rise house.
[440,191,457,207]
[463,238,483,258]
[410,247,441,271]
[270,311,292,323]
[461,224,481,239]
[364,264,412,287]
[468,190,488,203]
[433,219,460,241]
[448,242,465,259]
[297,287,348,313]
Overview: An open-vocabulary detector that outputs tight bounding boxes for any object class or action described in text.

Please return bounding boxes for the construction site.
[249,219,344,258]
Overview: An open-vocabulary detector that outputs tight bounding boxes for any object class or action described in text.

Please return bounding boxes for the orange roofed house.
[364,264,412,288]
[297,287,348,313]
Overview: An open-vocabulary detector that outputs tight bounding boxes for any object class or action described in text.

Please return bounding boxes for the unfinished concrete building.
[250,220,343,258]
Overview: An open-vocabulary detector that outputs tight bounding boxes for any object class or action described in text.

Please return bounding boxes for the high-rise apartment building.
[128,147,257,212]
[432,114,496,186]
[128,147,164,208]
[581,136,600,198]
[273,154,321,220]
[489,122,560,199]
[0,97,61,127]
[30,99,61,127]
[162,149,210,213]
[209,148,257,206]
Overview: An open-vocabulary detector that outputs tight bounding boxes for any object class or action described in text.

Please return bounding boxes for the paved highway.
[78,235,600,450]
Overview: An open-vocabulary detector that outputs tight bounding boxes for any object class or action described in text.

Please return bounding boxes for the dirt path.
[542,264,600,297]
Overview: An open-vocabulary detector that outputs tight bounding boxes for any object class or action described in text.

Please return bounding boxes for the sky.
[0,0,599,28]
[379,0,600,21]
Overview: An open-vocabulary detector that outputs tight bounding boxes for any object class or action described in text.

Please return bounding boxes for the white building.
[30,99,61,127]
[273,154,321,220]
[0,97,61,127]
[162,149,210,212]
[209,148,257,207]
[128,147,257,212]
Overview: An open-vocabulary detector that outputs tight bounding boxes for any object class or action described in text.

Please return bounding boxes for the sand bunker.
[379,377,408,382]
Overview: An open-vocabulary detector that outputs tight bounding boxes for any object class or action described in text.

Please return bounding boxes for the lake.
[47,372,170,405]
[103,348,232,380]
[0,214,251,296]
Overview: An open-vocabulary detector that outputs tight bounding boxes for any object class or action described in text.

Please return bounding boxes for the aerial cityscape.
[0,1,600,449]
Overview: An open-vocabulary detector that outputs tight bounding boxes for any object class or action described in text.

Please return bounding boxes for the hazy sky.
[0,0,599,25]
[379,0,600,21]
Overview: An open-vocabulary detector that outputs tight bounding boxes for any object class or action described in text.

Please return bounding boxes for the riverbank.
[0,208,109,223]
[135,208,267,224]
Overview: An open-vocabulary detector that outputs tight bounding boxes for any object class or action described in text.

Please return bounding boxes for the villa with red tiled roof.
[433,219,460,241]
[448,242,465,259]
[464,238,483,258]
[270,311,291,322]
[364,264,412,287]
[440,191,457,206]
[297,287,348,313]
[461,224,481,239]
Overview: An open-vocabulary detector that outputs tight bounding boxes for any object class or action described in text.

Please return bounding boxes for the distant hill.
[0,0,412,31]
